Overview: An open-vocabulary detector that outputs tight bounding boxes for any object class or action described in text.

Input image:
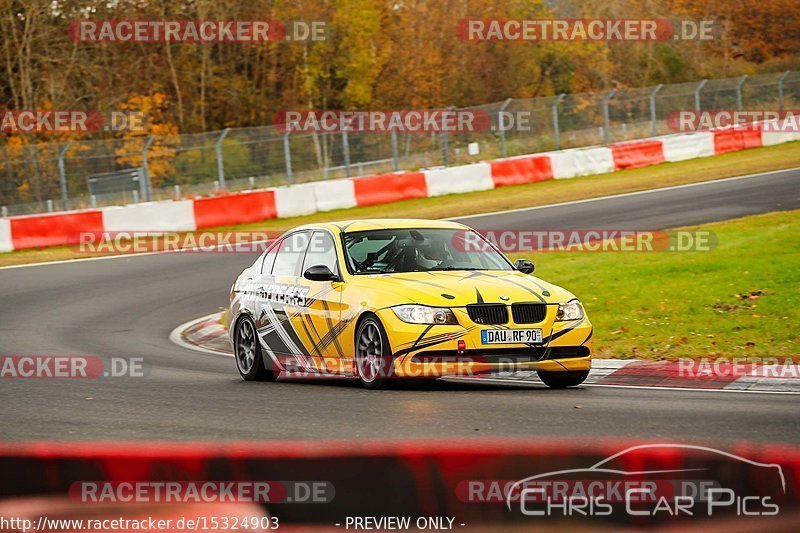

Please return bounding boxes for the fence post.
[694,79,708,112]
[649,84,663,136]
[736,75,748,112]
[602,90,616,145]
[141,136,155,202]
[283,132,293,184]
[342,130,351,177]
[390,129,399,171]
[498,98,512,158]
[216,128,230,190]
[778,71,790,113]
[551,93,566,150]
[441,107,454,166]
[57,140,73,211]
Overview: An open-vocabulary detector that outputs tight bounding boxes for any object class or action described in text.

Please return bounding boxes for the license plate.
[481,328,542,344]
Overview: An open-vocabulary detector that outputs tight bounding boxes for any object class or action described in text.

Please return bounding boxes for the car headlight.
[555,300,584,321]
[392,305,457,325]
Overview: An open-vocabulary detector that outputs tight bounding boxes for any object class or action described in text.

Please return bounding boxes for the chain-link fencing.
[1,71,798,216]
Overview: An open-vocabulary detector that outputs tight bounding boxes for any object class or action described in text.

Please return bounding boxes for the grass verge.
[1,141,798,268]
[505,210,799,360]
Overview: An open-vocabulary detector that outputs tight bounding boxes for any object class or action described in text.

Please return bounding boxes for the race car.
[228,219,592,389]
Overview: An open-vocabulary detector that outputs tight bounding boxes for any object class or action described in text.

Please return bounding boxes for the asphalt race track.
[1,168,798,442]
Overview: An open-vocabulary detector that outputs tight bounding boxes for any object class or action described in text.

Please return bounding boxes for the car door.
[254,231,314,373]
[294,230,346,375]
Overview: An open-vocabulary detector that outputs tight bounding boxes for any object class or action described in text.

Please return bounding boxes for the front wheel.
[537,369,589,389]
[355,316,395,389]
[234,316,276,381]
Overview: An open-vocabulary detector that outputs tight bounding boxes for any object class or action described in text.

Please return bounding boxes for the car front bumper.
[376,307,593,379]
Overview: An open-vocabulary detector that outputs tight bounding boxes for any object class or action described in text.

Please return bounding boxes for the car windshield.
[342,228,513,274]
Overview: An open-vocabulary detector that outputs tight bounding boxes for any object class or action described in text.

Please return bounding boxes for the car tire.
[234,315,276,381]
[355,316,396,390]
[537,369,589,389]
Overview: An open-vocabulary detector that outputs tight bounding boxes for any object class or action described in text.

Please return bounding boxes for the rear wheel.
[235,316,276,381]
[537,369,589,389]
[355,316,395,390]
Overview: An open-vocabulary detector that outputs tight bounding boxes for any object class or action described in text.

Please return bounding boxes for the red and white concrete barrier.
[611,139,665,170]
[9,210,104,250]
[0,126,794,252]
[713,125,763,154]
[311,178,357,212]
[193,190,277,229]
[489,154,553,186]
[273,184,317,218]
[353,171,428,207]
[0,218,12,253]
[550,146,615,179]
[424,163,494,196]
[661,131,715,161]
[103,200,197,232]
[761,118,800,146]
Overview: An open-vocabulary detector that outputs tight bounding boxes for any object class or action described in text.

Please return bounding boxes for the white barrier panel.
[661,132,715,162]
[0,218,12,253]
[423,163,494,197]
[102,200,197,232]
[274,184,318,218]
[761,119,800,146]
[550,147,614,179]
[312,179,357,212]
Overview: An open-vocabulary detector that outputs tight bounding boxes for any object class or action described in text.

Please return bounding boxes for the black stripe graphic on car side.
[392,277,450,290]
[273,304,315,361]
[298,314,324,357]
[392,330,470,358]
[395,326,472,350]
[541,318,585,344]
[320,299,344,357]
[411,325,434,349]
[315,320,352,354]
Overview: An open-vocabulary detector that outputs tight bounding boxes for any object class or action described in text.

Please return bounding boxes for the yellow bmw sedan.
[228,219,592,389]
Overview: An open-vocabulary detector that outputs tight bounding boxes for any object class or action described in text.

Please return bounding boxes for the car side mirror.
[514,259,535,274]
[304,265,340,282]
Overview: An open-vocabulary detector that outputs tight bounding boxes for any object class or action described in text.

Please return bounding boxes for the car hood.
[352,270,577,307]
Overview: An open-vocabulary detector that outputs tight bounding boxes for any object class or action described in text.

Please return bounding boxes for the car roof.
[292,218,470,234]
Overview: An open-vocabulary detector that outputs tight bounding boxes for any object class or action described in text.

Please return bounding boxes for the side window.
[260,239,280,275]
[272,232,311,276]
[302,231,339,276]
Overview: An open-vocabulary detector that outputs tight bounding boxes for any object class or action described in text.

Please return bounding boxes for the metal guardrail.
[1,71,798,216]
